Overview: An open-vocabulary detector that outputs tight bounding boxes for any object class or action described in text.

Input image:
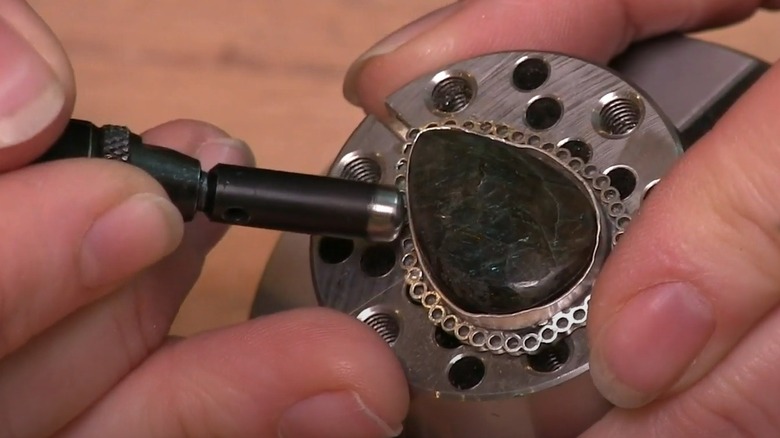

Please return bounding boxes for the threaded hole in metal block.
[430,75,474,113]
[527,340,570,373]
[448,355,485,390]
[360,244,396,277]
[596,92,643,137]
[363,313,400,346]
[339,156,382,183]
[318,237,354,264]
[605,166,638,200]
[435,326,461,349]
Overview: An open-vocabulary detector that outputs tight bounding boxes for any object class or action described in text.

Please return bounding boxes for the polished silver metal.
[365,187,405,242]
[252,35,769,438]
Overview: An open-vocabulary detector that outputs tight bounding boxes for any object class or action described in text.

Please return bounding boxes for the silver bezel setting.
[398,119,632,355]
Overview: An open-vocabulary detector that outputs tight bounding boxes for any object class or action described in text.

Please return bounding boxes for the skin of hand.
[344,0,780,436]
[0,1,409,437]
[10,0,780,437]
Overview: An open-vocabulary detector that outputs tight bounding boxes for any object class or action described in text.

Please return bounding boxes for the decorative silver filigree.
[398,119,632,355]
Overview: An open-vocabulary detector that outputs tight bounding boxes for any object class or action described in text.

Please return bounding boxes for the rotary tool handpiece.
[34,119,404,242]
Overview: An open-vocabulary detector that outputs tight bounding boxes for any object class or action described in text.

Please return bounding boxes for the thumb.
[587,63,780,408]
[60,308,410,438]
[0,0,74,171]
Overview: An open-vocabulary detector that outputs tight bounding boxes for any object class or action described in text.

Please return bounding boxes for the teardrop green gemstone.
[407,128,598,315]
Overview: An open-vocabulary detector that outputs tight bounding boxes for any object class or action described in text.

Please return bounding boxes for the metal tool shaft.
[36,119,404,242]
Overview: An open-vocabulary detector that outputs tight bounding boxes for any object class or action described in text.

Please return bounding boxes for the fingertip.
[80,192,185,289]
[0,13,71,169]
[589,282,716,408]
[222,307,411,436]
[346,0,763,118]
[141,119,256,252]
[142,118,255,170]
[67,307,410,437]
[195,136,255,169]
[0,158,185,355]
[141,119,230,146]
[238,307,411,433]
[586,62,780,407]
[342,3,463,110]
[1,0,76,91]
[279,390,404,438]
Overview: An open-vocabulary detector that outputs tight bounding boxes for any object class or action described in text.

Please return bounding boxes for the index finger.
[345,0,774,117]
[0,0,74,171]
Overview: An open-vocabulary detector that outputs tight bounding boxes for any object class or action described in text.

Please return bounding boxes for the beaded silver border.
[396,119,632,355]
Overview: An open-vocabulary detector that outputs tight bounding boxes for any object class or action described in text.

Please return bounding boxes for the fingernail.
[196,137,256,168]
[343,3,462,106]
[81,193,184,288]
[279,391,402,438]
[0,17,65,148]
[590,282,715,408]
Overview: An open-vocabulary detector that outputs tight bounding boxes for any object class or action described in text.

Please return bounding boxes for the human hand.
[0,1,408,437]
[344,0,780,436]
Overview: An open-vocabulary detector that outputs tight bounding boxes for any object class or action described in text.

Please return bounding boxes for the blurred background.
[29,1,780,335]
